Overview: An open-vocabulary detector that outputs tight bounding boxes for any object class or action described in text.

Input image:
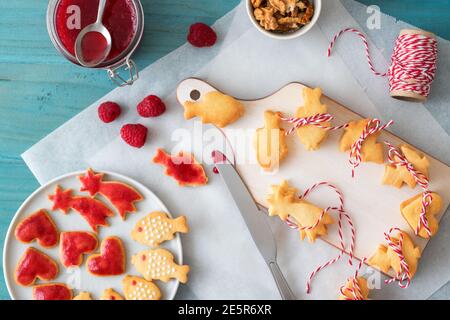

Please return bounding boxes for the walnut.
[251,0,263,8]
[251,0,314,32]
[254,7,279,31]
[268,0,287,15]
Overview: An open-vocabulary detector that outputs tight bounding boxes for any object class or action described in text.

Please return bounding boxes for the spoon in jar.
[75,0,112,67]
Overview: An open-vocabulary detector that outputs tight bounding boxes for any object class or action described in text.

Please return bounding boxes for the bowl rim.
[245,0,322,40]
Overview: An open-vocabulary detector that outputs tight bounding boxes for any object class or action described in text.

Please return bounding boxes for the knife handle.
[268,261,296,300]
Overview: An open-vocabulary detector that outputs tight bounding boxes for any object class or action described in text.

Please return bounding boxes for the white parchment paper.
[22,1,450,299]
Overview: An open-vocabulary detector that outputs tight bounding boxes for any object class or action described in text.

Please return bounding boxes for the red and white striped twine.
[384,228,411,289]
[349,119,394,177]
[339,258,367,300]
[385,142,432,237]
[277,113,348,136]
[328,28,438,99]
[277,113,394,178]
[284,182,356,294]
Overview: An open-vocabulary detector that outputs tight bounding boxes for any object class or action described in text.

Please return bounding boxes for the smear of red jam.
[33,284,72,300]
[87,237,125,276]
[55,0,137,61]
[16,248,58,286]
[60,232,98,267]
[153,149,208,186]
[15,210,58,247]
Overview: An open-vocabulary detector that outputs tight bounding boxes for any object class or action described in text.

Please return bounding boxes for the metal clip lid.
[107,58,139,87]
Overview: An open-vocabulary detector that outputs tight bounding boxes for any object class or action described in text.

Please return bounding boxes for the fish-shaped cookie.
[182,90,245,128]
[153,148,208,187]
[132,248,190,283]
[101,288,124,300]
[131,211,189,247]
[122,275,161,300]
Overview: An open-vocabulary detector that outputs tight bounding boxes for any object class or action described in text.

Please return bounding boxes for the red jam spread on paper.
[15,248,58,286]
[15,210,58,247]
[60,231,98,268]
[49,186,114,232]
[55,0,137,61]
[153,148,208,186]
[87,237,125,276]
[79,169,143,219]
[32,284,72,300]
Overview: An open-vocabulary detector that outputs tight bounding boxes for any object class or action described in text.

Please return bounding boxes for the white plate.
[3,170,183,300]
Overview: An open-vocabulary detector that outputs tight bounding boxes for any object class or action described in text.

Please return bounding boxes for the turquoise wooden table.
[0,0,449,300]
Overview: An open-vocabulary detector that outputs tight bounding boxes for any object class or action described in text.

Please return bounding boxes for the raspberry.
[137,95,166,118]
[120,124,148,148]
[98,102,121,123]
[187,23,217,48]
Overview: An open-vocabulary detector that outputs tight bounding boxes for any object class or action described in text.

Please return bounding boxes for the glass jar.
[47,0,144,86]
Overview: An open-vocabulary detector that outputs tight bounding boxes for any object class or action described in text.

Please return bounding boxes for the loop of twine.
[283,182,356,294]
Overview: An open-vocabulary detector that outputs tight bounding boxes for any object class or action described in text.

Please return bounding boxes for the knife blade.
[215,159,296,300]
[215,162,276,262]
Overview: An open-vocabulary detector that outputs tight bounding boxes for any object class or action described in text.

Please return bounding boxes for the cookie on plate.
[100,288,124,300]
[132,248,189,283]
[131,211,189,247]
[122,275,161,300]
[86,236,125,276]
[15,247,58,286]
[32,283,72,300]
[15,209,58,248]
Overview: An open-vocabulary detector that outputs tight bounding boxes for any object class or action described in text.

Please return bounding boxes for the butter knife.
[215,159,296,300]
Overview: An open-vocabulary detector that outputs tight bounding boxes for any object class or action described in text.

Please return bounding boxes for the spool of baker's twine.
[328,28,438,102]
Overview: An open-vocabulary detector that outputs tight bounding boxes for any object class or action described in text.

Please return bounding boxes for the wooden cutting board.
[176,78,450,274]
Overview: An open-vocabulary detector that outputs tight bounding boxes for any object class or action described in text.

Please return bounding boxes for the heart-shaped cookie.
[15,209,58,248]
[15,247,58,286]
[86,236,125,276]
[60,231,98,268]
[32,283,72,300]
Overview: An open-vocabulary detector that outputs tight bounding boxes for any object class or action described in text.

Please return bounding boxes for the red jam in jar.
[55,0,137,62]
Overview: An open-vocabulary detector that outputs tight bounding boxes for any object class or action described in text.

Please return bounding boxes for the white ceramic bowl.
[246,0,322,40]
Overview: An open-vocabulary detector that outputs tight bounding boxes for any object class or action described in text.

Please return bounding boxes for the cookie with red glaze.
[60,231,98,268]
[48,186,114,233]
[86,236,125,276]
[32,283,72,300]
[153,148,208,186]
[79,168,143,220]
[15,209,58,248]
[15,247,58,286]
